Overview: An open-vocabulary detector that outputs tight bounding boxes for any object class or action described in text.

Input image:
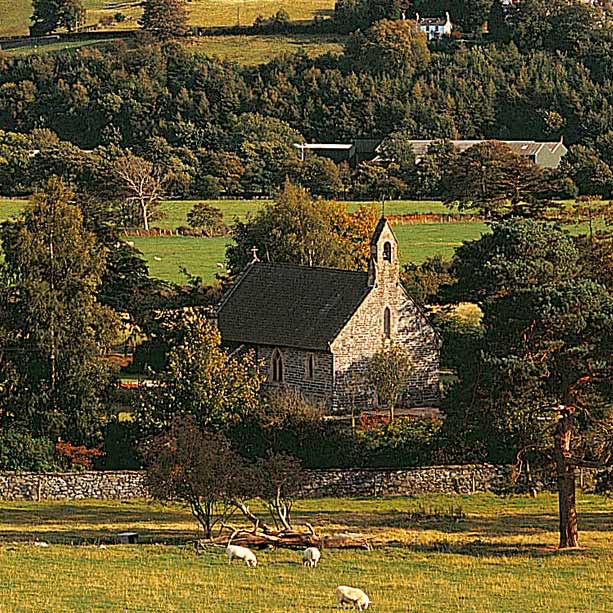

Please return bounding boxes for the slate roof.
[370,217,397,246]
[217,262,370,351]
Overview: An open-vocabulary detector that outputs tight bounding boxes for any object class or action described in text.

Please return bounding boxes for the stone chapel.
[216,218,440,411]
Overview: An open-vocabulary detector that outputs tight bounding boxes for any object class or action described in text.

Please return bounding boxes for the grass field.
[145,199,485,283]
[186,33,344,64]
[0,0,335,38]
[0,197,490,284]
[133,222,489,283]
[0,493,612,611]
[156,198,451,229]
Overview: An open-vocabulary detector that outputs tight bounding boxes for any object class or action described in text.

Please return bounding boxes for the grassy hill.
[0,0,335,38]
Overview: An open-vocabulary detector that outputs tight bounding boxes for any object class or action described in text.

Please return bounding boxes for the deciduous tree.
[31,0,85,35]
[0,178,119,448]
[187,203,228,237]
[226,181,377,273]
[143,417,251,538]
[133,309,264,435]
[140,0,188,39]
[345,19,430,77]
[365,346,414,421]
[112,152,166,231]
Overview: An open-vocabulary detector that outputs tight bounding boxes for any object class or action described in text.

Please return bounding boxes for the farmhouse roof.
[419,17,447,26]
[294,143,354,151]
[217,262,370,351]
[404,139,565,158]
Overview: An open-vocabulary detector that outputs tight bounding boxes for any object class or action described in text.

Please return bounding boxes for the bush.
[186,203,229,237]
[229,388,442,468]
[401,256,455,306]
[228,388,360,468]
[355,417,443,467]
[0,431,57,471]
[55,441,104,470]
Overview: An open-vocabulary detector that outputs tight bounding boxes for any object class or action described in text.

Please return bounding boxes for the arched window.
[383,241,392,262]
[384,307,391,339]
[306,353,315,380]
[272,349,284,382]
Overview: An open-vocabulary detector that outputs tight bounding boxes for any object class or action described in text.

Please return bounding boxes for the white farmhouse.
[416,12,453,41]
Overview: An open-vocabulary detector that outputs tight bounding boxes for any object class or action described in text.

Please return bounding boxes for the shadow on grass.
[293,509,613,537]
[0,528,198,546]
[0,501,611,557]
[0,502,188,526]
[405,540,593,559]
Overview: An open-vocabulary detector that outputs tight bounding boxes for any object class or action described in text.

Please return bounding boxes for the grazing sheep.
[335,585,370,610]
[226,544,257,567]
[302,546,321,568]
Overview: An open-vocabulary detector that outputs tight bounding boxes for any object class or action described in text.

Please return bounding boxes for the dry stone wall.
[0,466,598,501]
[0,471,147,501]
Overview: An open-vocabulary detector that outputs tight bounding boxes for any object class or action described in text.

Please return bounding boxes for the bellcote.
[368,217,399,287]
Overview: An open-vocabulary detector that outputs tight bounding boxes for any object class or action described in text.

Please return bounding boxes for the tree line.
[1,2,613,199]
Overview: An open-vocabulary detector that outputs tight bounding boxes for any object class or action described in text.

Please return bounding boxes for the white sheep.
[302,546,321,568]
[335,585,370,610]
[226,543,257,567]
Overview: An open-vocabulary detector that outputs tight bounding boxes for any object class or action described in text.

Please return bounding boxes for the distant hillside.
[0,0,335,38]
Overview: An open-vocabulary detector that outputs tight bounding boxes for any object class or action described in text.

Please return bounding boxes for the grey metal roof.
[406,139,564,158]
[217,262,370,351]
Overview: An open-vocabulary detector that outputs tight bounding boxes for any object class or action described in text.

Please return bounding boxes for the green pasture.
[133,222,489,284]
[156,198,451,229]
[0,0,335,38]
[131,236,231,283]
[4,198,598,285]
[187,32,344,65]
[0,494,611,611]
[0,199,29,220]
[187,0,335,28]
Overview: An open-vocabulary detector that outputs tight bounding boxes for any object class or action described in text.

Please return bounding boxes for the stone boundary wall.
[0,471,147,501]
[0,465,599,501]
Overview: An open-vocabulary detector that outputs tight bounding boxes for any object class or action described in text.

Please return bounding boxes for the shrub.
[401,256,455,306]
[229,388,442,468]
[355,418,443,467]
[55,441,104,470]
[0,431,57,471]
[186,203,228,237]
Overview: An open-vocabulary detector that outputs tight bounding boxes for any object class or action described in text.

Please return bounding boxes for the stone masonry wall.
[0,466,599,501]
[331,221,440,411]
[258,345,334,406]
[0,471,147,501]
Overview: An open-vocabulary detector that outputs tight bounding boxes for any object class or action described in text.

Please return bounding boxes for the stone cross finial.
[250,245,260,263]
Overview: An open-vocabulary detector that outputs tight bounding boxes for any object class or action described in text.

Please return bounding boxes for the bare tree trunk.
[554,410,579,549]
[140,198,149,232]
